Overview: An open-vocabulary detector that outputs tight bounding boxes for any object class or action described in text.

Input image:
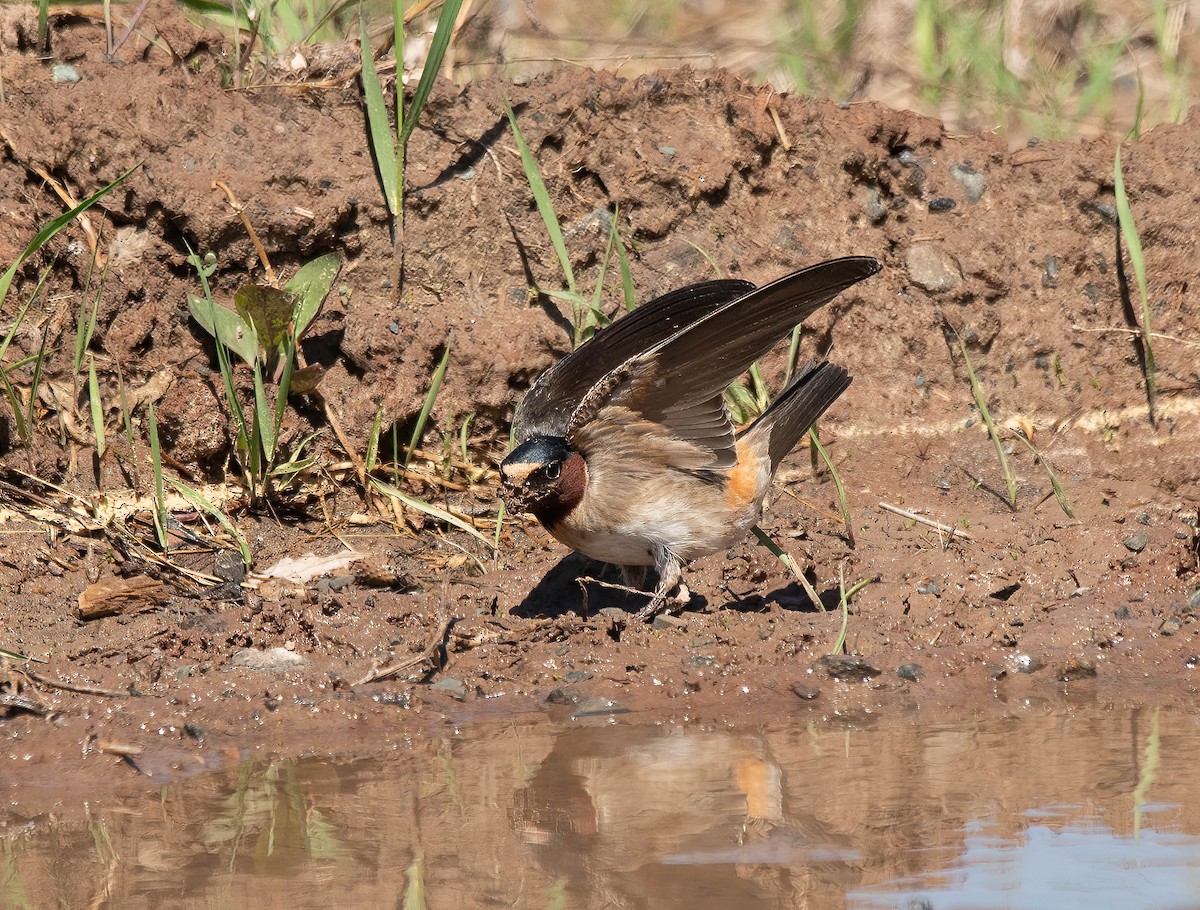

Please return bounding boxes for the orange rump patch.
[725,439,763,511]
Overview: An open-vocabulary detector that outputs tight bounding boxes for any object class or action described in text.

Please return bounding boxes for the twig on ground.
[878,501,974,542]
[354,614,456,685]
[21,668,129,698]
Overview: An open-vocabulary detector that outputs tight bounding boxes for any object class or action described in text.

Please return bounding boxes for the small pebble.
[572,697,629,718]
[1059,656,1097,681]
[864,187,888,224]
[790,682,820,700]
[916,580,942,596]
[231,647,309,672]
[430,677,468,701]
[906,243,962,293]
[896,663,924,682]
[52,64,82,84]
[652,613,687,631]
[950,164,986,203]
[928,196,956,213]
[545,686,584,705]
[1123,533,1148,553]
[1007,653,1046,674]
[1042,256,1058,289]
[985,664,1008,680]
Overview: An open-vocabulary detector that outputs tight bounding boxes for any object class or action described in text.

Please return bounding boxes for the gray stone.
[1123,533,1148,553]
[430,677,468,701]
[230,647,309,672]
[906,244,962,293]
[950,164,986,203]
[52,64,82,84]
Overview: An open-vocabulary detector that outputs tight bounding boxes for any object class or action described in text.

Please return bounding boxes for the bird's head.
[498,435,584,522]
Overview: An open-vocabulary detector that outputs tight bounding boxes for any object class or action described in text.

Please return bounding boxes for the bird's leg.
[634,551,690,622]
[576,565,650,615]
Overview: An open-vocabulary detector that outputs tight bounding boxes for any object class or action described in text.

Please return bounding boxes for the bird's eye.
[544,461,561,481]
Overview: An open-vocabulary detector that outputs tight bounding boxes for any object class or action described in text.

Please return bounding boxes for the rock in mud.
[813,654,882,681]
[896,663,924,682]
[1007,653,1046,674]
[230,647,310,672]
[1059,656,1097,681]
[431,677,468,701]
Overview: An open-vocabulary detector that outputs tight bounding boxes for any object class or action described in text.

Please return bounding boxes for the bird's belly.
[548,486,759,567]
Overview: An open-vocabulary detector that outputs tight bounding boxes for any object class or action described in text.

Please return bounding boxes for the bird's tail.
[739,361,852,473]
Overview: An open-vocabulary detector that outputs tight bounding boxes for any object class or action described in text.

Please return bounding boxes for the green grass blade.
[168,477,252,566]
[147,401,168,550]
[37,0,49,51]
[808,424,855,547]
[186,249,255,488]
[579,215,618,343]
[1114,147,1156,410]
[0,367,29,446]
[365,403,384,475]
[398,0,463,148]
[751,524,825,612]
[685,240,725,278]
[253,364,276,465]
[176,0,253,30]
[954,331,1017,507]
[784,325,802,384]
[275,0,305,43]
[360,11,399,219]
[272,327,297,447]
[405,340,450,467]
[458,412,472,464]
[0,298,33,365]
[505,101,576,295]
[0,164,139,314]
[26,333,47,440]
[832,563,849,655]
[831,569,877,656]
[87,357,106,459]
[371,477,494,549]
[614,214,636,312]
[1012,431,1075,519]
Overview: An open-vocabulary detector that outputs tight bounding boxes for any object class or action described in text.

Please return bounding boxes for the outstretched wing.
[511,279,755,442]
[568,256,881,469]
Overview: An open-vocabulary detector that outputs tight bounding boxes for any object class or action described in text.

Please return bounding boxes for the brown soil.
[3,4,1199,815]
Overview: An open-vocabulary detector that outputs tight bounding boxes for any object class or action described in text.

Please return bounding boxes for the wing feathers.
[512,278,755,441]
[513,256,880,470]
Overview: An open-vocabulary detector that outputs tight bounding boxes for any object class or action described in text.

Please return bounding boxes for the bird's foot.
[633,583,691,623]
[576,575,648,617]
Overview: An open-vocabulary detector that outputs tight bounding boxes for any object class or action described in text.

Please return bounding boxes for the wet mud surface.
[2,4,1199,816]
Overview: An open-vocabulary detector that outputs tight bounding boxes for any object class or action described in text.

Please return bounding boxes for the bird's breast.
[542,459,769,567]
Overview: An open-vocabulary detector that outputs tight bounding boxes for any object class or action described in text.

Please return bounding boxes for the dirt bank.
[2,3,1198,814]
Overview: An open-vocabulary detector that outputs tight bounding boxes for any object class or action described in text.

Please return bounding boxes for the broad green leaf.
[187,294,259,365]
[234,282,298,374]
[285,252,342,339]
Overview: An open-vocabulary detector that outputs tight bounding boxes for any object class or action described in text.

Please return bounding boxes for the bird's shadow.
[513,555,836,618]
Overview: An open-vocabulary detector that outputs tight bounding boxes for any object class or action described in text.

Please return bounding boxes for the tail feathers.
[741,361,852,472]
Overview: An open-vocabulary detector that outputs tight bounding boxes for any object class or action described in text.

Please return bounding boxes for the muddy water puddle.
[5,704,1196,908]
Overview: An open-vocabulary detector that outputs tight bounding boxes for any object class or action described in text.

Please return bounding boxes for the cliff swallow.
[500,256,881,620]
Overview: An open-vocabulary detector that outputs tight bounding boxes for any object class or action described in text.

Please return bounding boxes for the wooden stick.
[878,501,974,541]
